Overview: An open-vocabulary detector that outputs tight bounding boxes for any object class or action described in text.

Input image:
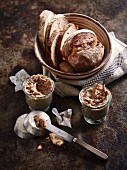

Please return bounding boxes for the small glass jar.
[23,75,55,111]
[79,86,112,124]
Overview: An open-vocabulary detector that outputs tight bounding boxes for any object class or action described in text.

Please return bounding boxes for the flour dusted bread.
[67,41,104,72]
[48,14,68,49]
[38,10,55,49]
[47,14,69,67]
[50,23,77,68]
[62,29,97,58]
[38,10,105,73]
[62,30,104,72]
[60,23,78,55]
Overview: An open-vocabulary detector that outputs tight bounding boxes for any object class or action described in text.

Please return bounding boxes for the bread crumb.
[49,133,64,146]
[36,144,44,151]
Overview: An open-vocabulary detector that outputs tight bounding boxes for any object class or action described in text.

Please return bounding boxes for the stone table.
[0,1,127,170]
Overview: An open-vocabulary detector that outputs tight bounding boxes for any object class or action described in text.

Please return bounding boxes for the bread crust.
[60,23,78,55]
[62,31,104,72]
[38,10,55,49]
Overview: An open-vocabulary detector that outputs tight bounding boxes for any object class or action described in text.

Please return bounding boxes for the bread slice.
[50,23,78,68]
[49,14,68,38]
[50,32,61,68]
[48,14,69,67]
[49,133,64,146]
[62,29,96,58]
[38,10,55,49]
[60,23,78,55]
[48,14,69,50]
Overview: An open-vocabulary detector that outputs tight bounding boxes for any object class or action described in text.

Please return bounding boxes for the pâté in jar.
[79,83,112,124]
[23,74,55,111]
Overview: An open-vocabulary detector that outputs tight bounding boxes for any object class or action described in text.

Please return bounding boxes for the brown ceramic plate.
[34,13,112,80]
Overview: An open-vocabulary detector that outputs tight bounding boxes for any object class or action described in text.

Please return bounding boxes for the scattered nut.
[36,144,44,151]
[49,133,64,146]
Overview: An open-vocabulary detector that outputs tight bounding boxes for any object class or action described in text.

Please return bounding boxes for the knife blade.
[45,120,74,142]
[45,120,108,160]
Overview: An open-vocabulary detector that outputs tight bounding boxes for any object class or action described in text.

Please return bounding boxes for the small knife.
[45,120,108,160]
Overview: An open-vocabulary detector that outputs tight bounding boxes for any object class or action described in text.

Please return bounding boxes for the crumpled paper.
[9,69,30,92]
[52,108,72,128]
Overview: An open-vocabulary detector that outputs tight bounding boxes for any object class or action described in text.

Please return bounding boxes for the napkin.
[52,108,72,128]
[9,69,30,92]
[43,32,127,89]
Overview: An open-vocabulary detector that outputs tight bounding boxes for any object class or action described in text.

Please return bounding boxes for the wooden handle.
[73,138,108,160]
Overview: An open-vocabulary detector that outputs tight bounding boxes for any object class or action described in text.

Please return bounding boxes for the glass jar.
[23,75,55,111]
[79,85,112,124]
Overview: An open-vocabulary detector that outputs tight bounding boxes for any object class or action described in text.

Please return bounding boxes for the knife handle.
[73,138,108,160]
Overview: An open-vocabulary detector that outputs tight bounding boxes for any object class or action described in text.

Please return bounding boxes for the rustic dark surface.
[0,0,127,170]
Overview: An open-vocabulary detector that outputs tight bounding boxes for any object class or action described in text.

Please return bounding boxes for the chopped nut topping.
[34,115,46,129]
[24,75,53,96]
[36,144,43,151]
[83,83,109,107]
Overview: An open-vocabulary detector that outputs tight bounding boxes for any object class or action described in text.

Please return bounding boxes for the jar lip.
[23,74,55,98]
[79,87,112,109]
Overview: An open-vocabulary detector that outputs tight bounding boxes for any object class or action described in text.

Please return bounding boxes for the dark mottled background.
[0,0,127,170]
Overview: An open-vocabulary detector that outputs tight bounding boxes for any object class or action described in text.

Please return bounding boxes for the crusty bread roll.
[62,29,97,58]
[62,30,104,72]
[68,42,104,72]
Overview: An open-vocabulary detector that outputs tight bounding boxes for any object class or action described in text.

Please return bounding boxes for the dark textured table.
[0,1,127,170]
